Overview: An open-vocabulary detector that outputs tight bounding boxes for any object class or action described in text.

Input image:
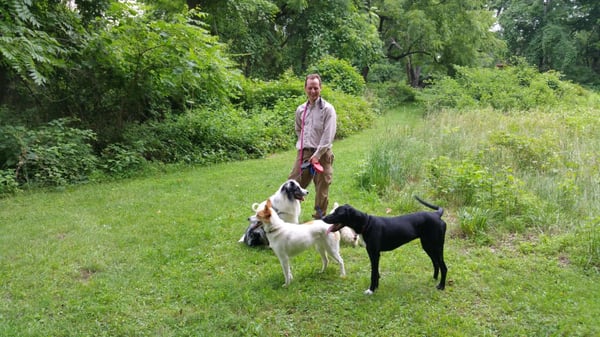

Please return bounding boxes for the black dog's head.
[280,179,308,202]
[323,204,363,234]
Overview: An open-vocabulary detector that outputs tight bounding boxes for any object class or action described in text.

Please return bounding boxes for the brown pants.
[288,148,334,219]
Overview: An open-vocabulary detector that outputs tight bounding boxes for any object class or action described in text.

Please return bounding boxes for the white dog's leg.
[278,256,292,287]
[314,244,329,273]
[364,289,374,295]
[325,239,346,277]
[238,234,245,243]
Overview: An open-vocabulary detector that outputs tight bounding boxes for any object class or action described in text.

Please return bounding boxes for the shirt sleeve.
[294,103,305,150]
[314,103,337,159]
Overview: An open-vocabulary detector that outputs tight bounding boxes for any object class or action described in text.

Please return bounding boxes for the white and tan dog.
[239,179,308,246]
[253,199,345,287]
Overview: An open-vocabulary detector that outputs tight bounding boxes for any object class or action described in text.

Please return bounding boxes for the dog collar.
[360,219,371,235]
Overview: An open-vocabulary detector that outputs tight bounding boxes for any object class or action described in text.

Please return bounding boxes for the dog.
[331,202,364,248]
[239,179,308,246]
[253,199,346,287]
[323,196,447,295]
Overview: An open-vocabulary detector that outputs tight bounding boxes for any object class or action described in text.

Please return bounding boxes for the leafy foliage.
[123,107,292,165]
[308,56,366,95]
[48,8,241,144]
[0,169,18,196]
[0,0,65,85]
[421,60,594,112]
[0,118,97,186]
[374,0,505,86]
[497,0,600,86]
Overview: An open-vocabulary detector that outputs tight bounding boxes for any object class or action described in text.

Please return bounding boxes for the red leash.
[298,102,309,174]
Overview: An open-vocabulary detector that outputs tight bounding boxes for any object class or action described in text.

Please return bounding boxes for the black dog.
[242,217,269,246]
[323,196,447,294]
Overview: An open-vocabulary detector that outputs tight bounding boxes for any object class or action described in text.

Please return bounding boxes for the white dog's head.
[279,179,308,202]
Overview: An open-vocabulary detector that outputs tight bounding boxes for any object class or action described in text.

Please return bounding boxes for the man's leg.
[313,149,334,219]
[288,149,314,188]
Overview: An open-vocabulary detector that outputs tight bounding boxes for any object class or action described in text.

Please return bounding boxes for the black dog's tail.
[414,196,444,217]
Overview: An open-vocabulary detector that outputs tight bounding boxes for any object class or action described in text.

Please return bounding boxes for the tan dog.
[254,199,345,287]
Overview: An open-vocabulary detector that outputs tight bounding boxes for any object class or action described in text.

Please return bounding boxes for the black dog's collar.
[360,218,371,235]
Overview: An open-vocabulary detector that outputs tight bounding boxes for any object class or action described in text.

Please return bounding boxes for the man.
[288,74,337,220]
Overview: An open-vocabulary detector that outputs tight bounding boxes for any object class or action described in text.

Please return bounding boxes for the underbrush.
[357,106,600,271]
[0,73,375,193]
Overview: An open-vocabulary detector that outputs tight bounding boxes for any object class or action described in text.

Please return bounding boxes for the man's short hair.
[305,73,322,87]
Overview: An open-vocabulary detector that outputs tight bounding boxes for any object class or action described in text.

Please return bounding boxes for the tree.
[193,0,383,80]
[191,0,282,78]
[496,0,600,85]
[0,0,65,87]
[375,0,505,87]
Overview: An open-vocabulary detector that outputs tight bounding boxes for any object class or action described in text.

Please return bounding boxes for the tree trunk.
[405,57,421,88]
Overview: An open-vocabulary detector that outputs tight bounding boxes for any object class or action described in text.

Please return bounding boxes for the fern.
[10,0,40,28]
[0,1,63,86]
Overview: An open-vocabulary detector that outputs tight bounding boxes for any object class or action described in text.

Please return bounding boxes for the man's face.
[305,78,321,103]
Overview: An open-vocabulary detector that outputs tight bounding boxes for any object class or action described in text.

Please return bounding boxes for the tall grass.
[358,106,600,270]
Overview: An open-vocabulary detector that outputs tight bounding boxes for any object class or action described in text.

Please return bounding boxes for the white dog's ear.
[257,199,272,219]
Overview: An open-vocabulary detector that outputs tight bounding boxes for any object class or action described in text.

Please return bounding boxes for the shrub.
[421,61,593,112]
[99,143,147,178]
[487,131,561,172]
[368,82,418,109]
[458,206,493,244]
[238,74,304,110]
[0,119,97,186]
[325,90,375,139]
[308,56,366,95]
[0,169,19,196]
[367,62,405,83]
[124,107,293,165]
[425,156,542,231]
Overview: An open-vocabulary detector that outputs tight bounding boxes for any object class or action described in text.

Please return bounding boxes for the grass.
[1,105,599,336]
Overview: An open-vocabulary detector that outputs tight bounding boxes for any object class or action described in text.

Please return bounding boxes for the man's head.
[304,73,322,104]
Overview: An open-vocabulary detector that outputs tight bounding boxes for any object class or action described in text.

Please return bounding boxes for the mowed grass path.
[1,107,599,336]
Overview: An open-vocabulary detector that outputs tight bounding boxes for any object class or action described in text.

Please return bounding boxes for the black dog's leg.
[437,250,447,290]
[422,244,440,279]
[422,242,447,290]
[367,250,381,294]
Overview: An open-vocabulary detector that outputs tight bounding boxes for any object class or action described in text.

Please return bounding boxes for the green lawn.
[1,106,598,336]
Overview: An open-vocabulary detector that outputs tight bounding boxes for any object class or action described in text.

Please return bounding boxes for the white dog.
[253,199,346,287]
[239,179,308,245]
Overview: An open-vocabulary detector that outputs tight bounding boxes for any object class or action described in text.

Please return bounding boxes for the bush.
[124,107,293,164]
[0,169,19,196]
[421,60,594,112]
[425,156,542,231]
[368,82,418,109]
[367,62,405,83]
[458,207,493,244]
[308,56,366,95]
[0,119,97,186]
[325,90,375,139]
[238,73,304,110]
[99,143,147,178]
[487,131,561,172]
